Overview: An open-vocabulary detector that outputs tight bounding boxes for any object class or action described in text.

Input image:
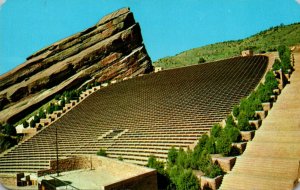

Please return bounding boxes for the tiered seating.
[0,55,268,173]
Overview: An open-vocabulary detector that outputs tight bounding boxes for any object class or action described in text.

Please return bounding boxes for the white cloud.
[296,0,300,4]
[0,0,6,7]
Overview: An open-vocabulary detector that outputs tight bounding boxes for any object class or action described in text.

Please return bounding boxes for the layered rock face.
[0,7,152,124]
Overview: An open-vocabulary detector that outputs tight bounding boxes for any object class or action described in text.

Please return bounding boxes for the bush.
[39,109,46,119]
[54,104,62,111]
[278,45,286,58]
[204,164,223,178]
[0,135,18,152]
[265,71,278,91]
[54,94,61,100]
[225,115,237,128]
[96,148,107,156]
[147,155,165,175]
[257,84,272,102]
[33,115,40,123]
[4,124,16,136]
[198,57,206,64]
[204,136,216,154]
[30,120,35,128]
[252,98,263,111]
[273,59,282,70]
[281,53,292,74]
[232,105,240,118]
[198,150,211,171]
[37,124,43,130]
[224,126,240,142]
[239,98,256,120]
[177,169,199,190]
[216,133,232,156]
[237,111,255,131]
[47,104,55,114]
[60,98,65,107]
[168,146,178,165]
[211,124,222,138]
[117,156,123,161]
[168,165,181,186]
[23,121,29,128]
[176,148,188,168]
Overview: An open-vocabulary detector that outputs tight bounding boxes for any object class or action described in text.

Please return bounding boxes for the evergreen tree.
[168,146,178,165]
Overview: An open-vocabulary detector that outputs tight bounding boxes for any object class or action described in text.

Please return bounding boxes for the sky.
[0,0,300,75]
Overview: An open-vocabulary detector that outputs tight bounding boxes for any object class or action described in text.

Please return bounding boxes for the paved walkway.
[220,48,300,190]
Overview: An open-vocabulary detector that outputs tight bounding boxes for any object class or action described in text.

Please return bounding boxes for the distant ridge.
[154,22,300,69]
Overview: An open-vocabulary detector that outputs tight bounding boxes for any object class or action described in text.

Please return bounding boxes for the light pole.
[55,125,59,177]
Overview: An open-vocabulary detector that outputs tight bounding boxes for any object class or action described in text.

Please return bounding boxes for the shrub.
[281,53,292,74]
[30,120,35,128]
[204,164,223,178]
[177,169,199,190]
[237,111,255,131]
[4,124,16,136]
[216,133,232,156]
[47,104,55,114]
[60,98,65,107]
[176,148,188,168]
[252,98,263,111]
[198,57,206,64]
[273,59,282,70]
[54,104,61,111]
[0,135,17,152]
[87,83,92,90]
[211,124,222,138]
[39,109,46,119]
[199,149,213,169]
[239,98,256,120]
[23,120,29,128]
[96,148,107,156]
[33,115,40,123]
[168,165,181,186]
[147,155,165,174]
[168,146,178,165]
[257,84,272,102]
[224,126,240,142]
[117,156,123,161]
[54,94,61,100]
[65,97,71,104]
[194,134,209,155]
[225,115,237,128]
[265,71,278,91]
[204,136,216,154]
[37,124,43,130]
[232,105,240,118]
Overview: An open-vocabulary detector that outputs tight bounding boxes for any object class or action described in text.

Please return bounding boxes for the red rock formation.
[0,7,152,124]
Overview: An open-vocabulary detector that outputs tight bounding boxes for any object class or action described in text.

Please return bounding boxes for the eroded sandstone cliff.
[0,7,152,124]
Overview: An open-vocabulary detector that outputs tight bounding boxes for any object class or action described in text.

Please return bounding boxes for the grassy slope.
[154,23,300,69]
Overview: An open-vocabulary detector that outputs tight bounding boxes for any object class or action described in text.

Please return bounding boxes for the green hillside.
[154,22,300,69]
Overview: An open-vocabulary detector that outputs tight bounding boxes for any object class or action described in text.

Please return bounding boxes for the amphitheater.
[0,55,268,172]
[0,8,300,190]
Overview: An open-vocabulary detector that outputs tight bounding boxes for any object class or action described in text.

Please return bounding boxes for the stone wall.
[104,170,157,190]
[37,155,157,190]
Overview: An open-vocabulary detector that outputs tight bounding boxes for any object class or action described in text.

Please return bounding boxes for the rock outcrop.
[0,7,152,124]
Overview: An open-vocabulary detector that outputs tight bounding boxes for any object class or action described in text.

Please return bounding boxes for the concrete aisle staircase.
[220,48,300,190]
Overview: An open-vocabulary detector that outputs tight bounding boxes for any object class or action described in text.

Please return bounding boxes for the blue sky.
[0,0,300,75]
